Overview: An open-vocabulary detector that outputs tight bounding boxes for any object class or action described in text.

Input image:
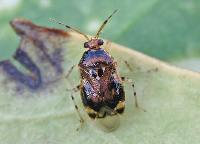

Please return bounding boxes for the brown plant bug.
[50,10,143,131]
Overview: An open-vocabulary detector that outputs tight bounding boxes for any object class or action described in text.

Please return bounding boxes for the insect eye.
[84,42,89,48]
[98,39,104,46]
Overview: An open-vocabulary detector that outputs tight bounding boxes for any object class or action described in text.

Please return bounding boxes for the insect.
[50,10,141,130]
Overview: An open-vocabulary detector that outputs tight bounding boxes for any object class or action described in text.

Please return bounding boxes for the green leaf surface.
[0,0,200,64]
[0,19,200,144]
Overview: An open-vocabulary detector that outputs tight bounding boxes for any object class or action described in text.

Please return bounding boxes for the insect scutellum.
[49,9,117,50]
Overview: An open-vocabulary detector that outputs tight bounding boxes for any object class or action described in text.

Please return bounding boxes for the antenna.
[49,18,90,41]
[95,9,118,38]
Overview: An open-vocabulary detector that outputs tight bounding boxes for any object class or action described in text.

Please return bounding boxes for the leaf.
[0,18,200,144]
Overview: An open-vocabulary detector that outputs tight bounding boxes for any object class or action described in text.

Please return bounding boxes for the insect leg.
[66,84,81,92]
[131,83,139,108]
[121,76,146,112]
[67,85,84,131]
[70,92,84,131]
[65,65,84,130]
[65,65,76,79]
[65,65,81,92]
[124,60,133,71]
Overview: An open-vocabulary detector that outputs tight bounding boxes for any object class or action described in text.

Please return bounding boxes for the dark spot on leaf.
[0,59,41,89]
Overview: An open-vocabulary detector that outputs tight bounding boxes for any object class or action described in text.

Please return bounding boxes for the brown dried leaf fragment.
[0,18,69,91]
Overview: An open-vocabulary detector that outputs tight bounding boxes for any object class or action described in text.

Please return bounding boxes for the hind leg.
[121,76,146,112]
[65,65,84,130]
[69,91,84,131]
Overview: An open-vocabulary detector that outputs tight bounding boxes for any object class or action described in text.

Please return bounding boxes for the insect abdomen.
[80,78,125,118]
